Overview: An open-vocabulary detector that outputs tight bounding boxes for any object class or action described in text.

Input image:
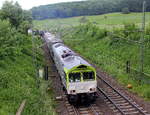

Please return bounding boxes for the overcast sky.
[0,0,85,10]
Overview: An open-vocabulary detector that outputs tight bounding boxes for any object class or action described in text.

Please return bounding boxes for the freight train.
[42,32,97,103]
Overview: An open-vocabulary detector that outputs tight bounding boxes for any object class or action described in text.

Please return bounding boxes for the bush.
[79,16,89,23]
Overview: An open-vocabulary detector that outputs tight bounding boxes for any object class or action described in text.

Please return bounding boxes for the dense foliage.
[62,23,150,100]
[0,1,32,33]
[0,1,55,114]
[31,0,150,20]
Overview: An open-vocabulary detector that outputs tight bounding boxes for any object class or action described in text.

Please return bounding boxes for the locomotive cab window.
[55,44,62,48]
[83,72,95,81]
[69,73,81,82]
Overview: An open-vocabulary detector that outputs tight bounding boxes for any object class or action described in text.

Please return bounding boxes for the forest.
[31,0,150,20]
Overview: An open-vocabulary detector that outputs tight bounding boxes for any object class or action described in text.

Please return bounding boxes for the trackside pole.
[139,1,146,82]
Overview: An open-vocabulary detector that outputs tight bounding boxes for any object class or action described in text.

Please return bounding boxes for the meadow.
[34,12,150,30]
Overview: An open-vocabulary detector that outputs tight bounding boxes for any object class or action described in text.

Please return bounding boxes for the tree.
[0,19,17,59]
[0,1,23,28]
[18,21,32,34]
[31,0,150,20]
[0,1,32,31]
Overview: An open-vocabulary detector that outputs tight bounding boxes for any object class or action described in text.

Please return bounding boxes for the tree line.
[31,0,150,20]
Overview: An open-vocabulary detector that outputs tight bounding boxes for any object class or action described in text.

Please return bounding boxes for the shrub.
[79,16,89,23]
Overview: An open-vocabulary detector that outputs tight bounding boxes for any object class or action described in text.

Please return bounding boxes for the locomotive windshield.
[69,73,81,82]
[83,72,95,81]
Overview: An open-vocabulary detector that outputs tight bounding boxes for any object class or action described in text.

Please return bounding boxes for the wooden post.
[44,66,48,80]
[16,100,26,115]
[139,1,146,81]
[126,61,130,73]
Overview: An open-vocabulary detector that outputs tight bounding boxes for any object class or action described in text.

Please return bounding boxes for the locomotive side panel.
[52,44,67,89]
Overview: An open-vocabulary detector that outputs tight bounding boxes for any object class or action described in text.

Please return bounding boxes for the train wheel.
[68,95,78,104]
[62,86,66,91]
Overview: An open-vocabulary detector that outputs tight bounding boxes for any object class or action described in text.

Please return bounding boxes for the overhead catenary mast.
[139,1,146,81]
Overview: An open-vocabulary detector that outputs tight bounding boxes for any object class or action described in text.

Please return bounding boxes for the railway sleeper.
[65,103,71,106]
[68,109,74,112]
[108,103,115,108]
[107,94,120,97]
[115,102,129,106]
[67,106,73,110]
[105,100,111,103]
[79,111,89,114]
[113,109,139,115]
[124,111,139,115]
[109,98,124,101]
[89,108,100,115]
[79,108,89,111]
[110,97,122,100]
[119,105,133,109]
[69,113,76,115]
[106,91,117,95]
[116,102,130,106]
[122,108,136,112]
[80,114,90,115]
[106,90,116,93]
[113,109,121,113]
[114,100,126,104]
[109,106,117,110]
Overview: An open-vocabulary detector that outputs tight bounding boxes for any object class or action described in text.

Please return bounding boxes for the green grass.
[34,12,150,30]
[0,36,56,115]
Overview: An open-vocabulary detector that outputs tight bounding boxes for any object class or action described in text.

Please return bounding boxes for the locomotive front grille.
[68,81,97,94]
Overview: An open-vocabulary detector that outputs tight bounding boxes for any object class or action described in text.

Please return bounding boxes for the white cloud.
[0,0,85,10]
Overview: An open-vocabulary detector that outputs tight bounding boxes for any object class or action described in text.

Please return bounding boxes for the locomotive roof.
[52,43,91,70]
[44,32,62,44]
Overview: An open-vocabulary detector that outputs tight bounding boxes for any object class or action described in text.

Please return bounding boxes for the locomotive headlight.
[70,90,76,94]
[90,88,96,91]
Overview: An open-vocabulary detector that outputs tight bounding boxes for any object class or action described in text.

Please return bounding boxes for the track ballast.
[97,74,149,115]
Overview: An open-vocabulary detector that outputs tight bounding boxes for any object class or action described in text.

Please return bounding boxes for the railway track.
[97,74,149,115]
[65,99,102,115]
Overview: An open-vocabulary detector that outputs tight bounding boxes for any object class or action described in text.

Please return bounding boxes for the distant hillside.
[31,0,150,20]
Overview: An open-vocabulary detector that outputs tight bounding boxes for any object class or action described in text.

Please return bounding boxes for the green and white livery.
[43,32,97,103]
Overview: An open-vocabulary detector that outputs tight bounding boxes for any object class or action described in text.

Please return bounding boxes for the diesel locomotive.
[43,32,97,103]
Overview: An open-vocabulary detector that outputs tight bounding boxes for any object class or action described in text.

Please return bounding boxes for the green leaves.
[0,1,32,32]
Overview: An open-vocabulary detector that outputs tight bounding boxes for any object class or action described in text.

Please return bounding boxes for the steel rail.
[97,87,125,115]
[89,104,102,115]
[97,74,147,115]
[73,107,81,115]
